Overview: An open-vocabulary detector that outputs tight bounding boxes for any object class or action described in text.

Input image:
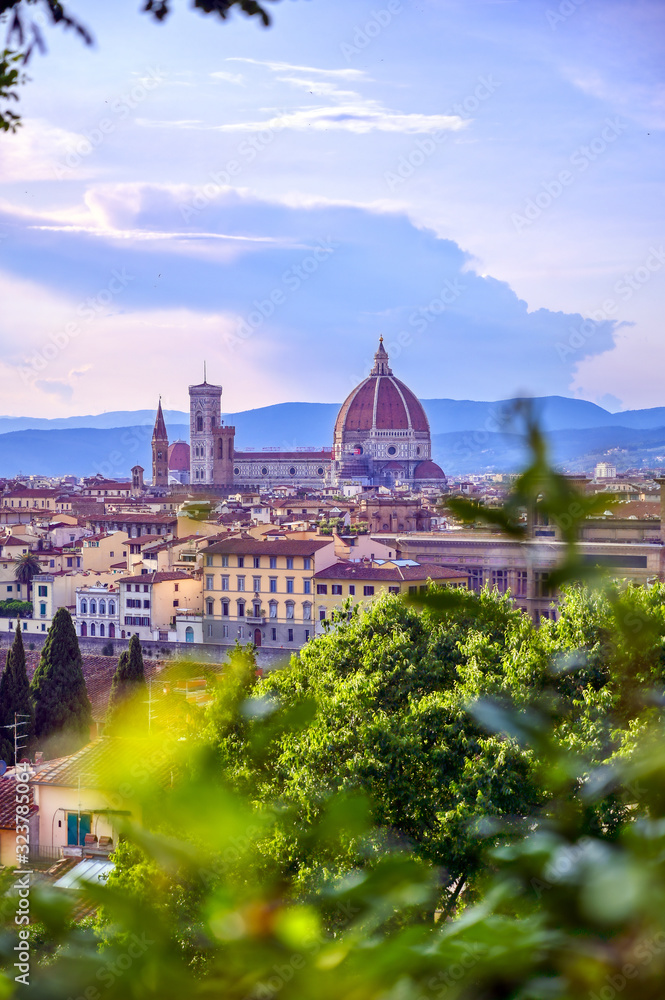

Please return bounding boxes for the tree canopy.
[30,607,92,756]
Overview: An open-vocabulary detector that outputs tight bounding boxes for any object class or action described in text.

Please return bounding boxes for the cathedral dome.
[414,460,446,480]
[334,338,430,438]
[168,441,190,472]
[332,338,445,490]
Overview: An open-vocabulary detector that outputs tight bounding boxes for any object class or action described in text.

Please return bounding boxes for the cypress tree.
[0,627,34,764]
[31,608,92,757]
[106,635,147,731]
[0,649,14,764]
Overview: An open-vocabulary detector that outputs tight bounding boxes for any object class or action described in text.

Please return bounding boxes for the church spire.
[152,398,168,443]
[370,336,392,376]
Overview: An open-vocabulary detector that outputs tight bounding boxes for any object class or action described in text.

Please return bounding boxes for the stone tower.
[151,399,169,487]
[189,371,235,487]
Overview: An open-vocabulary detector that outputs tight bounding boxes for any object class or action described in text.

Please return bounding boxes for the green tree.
[106,636,147,731]
[12,552,42,600]
[0,624,34,764]
[30,607,92,757]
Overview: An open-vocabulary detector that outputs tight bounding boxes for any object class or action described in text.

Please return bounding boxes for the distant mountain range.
[2,396,665,478]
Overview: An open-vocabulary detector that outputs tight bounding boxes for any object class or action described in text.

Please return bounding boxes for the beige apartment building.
[201,537,337,648]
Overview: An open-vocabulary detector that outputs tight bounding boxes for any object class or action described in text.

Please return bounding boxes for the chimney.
[34,752,44,765]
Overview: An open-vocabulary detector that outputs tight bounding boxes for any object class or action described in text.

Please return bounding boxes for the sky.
[0,0,663,419]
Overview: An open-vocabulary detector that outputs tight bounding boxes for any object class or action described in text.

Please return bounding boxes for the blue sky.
[0,0,663,418]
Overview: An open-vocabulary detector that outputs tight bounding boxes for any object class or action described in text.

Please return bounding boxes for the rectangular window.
[271,628,277,641]
[269,578,277,593]
[269,603,277,618]
[286,578,294,594]
[238,626,244,639]
[237,556,244,568]
[67,557,73,567]
[206,600,214,615]
[409,586,417,595]
[303,604,311,620]
[207,623,213,637]
[516,570,527,597]
[491,569,508,594]
[237,576,245,591]
[49,560,55,568]
[222,601,229,616]
[222,576,229,591]
[303,558,311,570]
[206,555,213,567]
[38,585,48,597]
[40,603,46,616]
[331,584,343,595]
[319,608,326,621]
[144,584,149,593]
[288,628,294,642]
[173,600,179,608]
[206,575,214,590]
[303,579,311,594]
[238,604,245,617]
[363,586,375,596]
[223,624,229,638]
[286,557,294,570]
[348,585,355,596]
[317,584,328,595]
[286,604,294,619]
[253,556,261,569]
[468,568,483,593]
[304,629,310,641]
[388,586,400,594]
[269,556,277,569]
[144,600,150,609]
[222,555,229,567]
[253,577,261,592]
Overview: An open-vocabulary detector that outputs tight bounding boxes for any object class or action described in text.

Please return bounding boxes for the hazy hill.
[2,396,665,478]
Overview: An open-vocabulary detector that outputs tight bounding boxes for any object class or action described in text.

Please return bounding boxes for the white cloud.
[0,119,98,182]
[227,58,367,81]
[210,71,245,85]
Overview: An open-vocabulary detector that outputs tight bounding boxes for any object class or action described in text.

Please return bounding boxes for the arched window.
[90,623,96,636]
[80,621,87,636]
[80,599,87,614]
[109,623,115,638]
[286,601,294,620]
[196,414,203,432]
[99,600,106,615]
[185,626,194,643]
[90,600,97,615]
[99,623,105,637]
[121,630,126,639]
[108,601,115,616]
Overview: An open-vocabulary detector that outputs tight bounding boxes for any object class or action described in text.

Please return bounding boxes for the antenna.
[203,360,207,384]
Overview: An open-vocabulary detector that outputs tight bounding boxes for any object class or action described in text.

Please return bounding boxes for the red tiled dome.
[413,460,445,480]
[168,441,190,472]
[335,376,429,436]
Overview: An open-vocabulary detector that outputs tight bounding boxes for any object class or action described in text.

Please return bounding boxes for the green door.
[67,813,78,845]
[79,814,91,843]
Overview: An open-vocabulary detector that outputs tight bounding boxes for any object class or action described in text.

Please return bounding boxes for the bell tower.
[151,399,169,487]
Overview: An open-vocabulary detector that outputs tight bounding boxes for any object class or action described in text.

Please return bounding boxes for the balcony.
[246,614,266,625]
